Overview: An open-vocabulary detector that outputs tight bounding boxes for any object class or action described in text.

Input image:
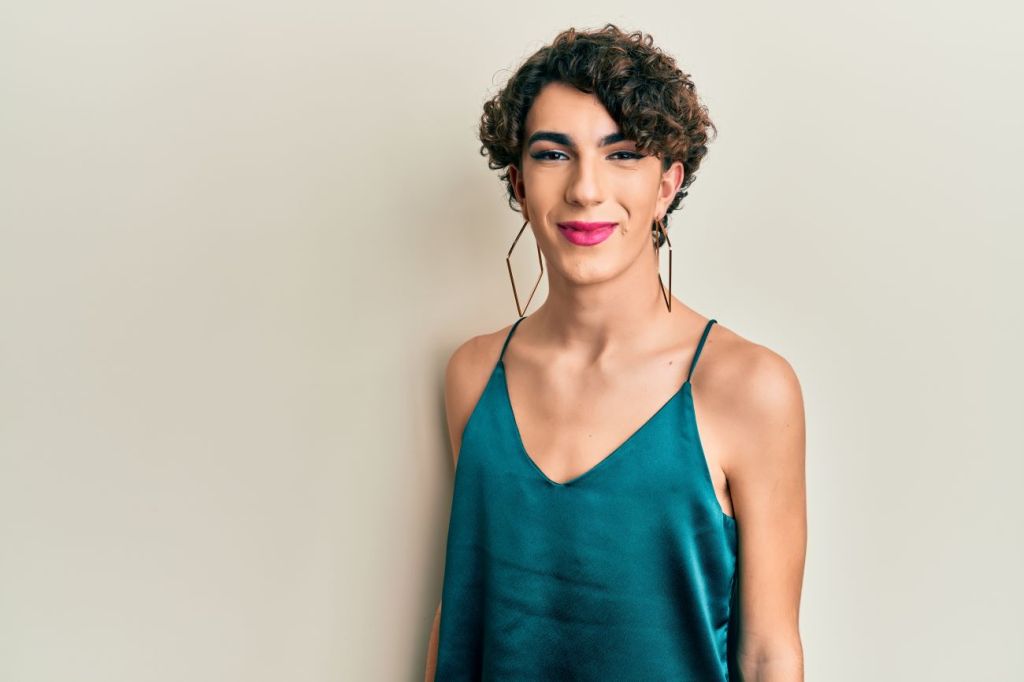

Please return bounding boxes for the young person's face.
[508,81,683,284]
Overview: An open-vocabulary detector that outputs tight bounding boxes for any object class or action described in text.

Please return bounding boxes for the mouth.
[556,221,618,231]
[556,221,618,247]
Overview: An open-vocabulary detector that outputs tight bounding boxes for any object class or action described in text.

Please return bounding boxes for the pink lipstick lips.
[556,221,618,246]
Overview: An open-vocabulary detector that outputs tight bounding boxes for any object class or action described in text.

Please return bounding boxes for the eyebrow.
[526,130,628,149]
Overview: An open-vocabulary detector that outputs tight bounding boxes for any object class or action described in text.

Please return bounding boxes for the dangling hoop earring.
[506,218,544,318]
[653,215,672,312]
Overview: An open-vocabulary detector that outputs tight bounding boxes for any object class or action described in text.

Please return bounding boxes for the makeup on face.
[520,83,667,252]
[529,131,638,247]
[556,221,618,246]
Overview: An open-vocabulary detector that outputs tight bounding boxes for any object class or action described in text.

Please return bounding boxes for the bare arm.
[726,346,807,681]
[424,602,441,682]
[425,335,489,681]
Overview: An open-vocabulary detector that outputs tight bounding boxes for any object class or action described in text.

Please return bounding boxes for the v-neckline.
[498,359,690,487]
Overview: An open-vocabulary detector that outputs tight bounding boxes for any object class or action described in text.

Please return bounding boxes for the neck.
[525,248,689,361]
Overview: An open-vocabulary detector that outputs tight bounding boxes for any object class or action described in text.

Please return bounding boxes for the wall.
[1,1,1021,679]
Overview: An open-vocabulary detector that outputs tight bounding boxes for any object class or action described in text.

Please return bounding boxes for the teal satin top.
[436,317,739,680]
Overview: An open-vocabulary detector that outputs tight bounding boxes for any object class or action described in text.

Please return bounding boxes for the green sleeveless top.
[436,317,739,680]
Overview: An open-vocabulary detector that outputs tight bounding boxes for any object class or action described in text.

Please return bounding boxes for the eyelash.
[531,150,643,161]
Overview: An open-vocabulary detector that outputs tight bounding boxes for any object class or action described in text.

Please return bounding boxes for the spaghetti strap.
[436,311,739,679]
[498,316,527,363]
[686,318,717,382]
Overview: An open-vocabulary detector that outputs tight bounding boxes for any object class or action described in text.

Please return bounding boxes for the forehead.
[524,81,619,137]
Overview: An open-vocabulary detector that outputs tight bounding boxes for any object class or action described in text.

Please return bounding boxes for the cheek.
[618,175,659,207]
[624,206,661,246]
[520,171,553,203]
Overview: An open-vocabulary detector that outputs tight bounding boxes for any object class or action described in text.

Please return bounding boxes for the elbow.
[736,639,804,682]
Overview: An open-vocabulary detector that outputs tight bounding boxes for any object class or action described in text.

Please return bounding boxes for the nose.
[564,153,605,207]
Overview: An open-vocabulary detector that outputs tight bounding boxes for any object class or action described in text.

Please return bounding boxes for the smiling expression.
[508,81,683,283]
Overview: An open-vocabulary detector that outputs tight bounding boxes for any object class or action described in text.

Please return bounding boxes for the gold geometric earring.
[506,218,544,318]
[653,215,672,312]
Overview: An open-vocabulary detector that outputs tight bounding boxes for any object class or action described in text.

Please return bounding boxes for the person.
[425,24,806,681]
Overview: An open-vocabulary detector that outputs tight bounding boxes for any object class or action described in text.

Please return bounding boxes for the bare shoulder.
[694,321,806,473]
[699,322,807,650]
[443,323,514,468]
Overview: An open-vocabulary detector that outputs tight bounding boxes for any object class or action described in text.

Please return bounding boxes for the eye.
[529,149,645,161]
[531,150,569,161]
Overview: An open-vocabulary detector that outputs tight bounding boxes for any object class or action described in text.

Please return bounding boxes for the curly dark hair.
[478,24,717,247]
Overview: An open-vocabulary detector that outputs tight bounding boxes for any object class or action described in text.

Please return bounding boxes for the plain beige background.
[2,1,1021,680]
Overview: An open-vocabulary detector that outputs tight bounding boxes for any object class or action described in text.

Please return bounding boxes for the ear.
[508,164,529,222]
[656,160,685,219]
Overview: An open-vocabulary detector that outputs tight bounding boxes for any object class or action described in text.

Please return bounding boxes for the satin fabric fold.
[436,318,738,680]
